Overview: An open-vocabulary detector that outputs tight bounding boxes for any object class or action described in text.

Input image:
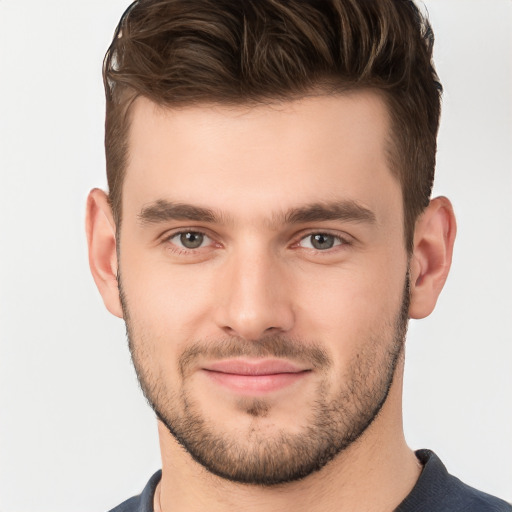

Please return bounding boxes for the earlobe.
[85,188,124,318]
[409,196,457,319]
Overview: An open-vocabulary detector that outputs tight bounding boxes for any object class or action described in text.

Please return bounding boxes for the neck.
[156,365,421,512]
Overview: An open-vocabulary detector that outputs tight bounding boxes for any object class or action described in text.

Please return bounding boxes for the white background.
[0,1,510,510]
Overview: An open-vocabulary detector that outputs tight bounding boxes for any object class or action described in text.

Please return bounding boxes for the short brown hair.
[103,0,442,251]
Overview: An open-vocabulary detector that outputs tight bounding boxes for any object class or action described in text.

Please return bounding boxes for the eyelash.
[161,229,352,255]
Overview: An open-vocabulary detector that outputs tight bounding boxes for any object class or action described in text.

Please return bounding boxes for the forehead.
[123,91,400,226]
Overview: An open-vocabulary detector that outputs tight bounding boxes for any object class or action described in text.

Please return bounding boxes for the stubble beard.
[120,275,410,487]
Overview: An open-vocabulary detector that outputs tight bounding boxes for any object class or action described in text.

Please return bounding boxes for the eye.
[298,233,344,250]
[168,231,211,250]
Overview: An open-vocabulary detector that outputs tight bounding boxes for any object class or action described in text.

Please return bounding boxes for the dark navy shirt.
[108,450,511,511]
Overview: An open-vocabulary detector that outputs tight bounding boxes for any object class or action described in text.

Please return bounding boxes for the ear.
[409,196,457,319]
[85,188,123,318]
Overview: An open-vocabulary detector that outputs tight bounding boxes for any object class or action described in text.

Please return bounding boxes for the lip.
[201,359,311,394]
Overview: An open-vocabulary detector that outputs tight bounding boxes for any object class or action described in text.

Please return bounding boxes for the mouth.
[201,359,311,394]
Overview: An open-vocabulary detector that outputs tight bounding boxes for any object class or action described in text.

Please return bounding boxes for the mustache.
[178,336,331,378]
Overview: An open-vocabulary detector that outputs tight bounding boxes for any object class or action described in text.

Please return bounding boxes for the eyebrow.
[138,200,221,225]
[281,201,376,225]
[138,199,376,227]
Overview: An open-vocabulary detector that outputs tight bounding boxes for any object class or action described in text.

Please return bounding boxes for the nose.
[214,247,295,341]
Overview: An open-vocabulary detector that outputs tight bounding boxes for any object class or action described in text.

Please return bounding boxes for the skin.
[86,91,456,512]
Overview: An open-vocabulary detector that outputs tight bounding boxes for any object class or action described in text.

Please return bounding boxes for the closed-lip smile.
[201,359,311,394]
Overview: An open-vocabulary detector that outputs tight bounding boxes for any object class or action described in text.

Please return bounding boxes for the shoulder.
[396,450,511,512]
[108,495,140,512]
[107,470,162,512]
[444,476,512,512]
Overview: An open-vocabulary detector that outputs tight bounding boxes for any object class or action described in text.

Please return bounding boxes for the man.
[85,0,511,510]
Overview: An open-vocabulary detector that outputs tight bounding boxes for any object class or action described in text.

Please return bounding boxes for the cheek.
[120,245,219,338]
[292,257,407,362]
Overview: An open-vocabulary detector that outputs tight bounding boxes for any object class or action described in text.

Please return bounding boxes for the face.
[118,92,410,485]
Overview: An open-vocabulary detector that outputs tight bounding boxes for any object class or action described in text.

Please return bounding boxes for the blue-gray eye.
[175,231,206,249]
[300,233,341,250]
